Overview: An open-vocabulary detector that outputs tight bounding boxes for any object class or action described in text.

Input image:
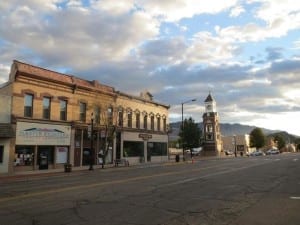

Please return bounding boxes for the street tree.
[273,134,286,151]
[179,117,201,151]
[250,128,266,150]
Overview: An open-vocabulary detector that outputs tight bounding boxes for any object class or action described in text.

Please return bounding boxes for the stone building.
[0,60,169,174]
[201,93,222,156]
[222,134,254,156]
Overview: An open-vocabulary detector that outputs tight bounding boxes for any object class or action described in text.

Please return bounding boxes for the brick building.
[0,60,169,174]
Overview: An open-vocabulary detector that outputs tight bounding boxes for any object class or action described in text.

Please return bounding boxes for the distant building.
[222,134,255,156]
[0,60,169,175]
[201,93,222,156]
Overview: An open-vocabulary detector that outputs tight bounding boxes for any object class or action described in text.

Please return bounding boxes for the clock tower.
[202,92,222,156]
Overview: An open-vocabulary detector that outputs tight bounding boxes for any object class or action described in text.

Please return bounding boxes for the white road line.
[290,197,300,200]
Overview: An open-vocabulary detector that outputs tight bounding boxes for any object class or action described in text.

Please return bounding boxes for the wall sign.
[16,122,71,145]
[139,133,152,141]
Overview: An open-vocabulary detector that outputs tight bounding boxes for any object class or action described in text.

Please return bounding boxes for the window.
[157,117,161,131]
[60,100,67,121]
[79,102,86,122]
[118,108,123,127]
[43,97,51,119]
[206,124,213,132]
[127,110,132,128]
[143,115,147,129]
[150,115,154,131]
[163,118,167,132]
[147,142,167,156]
[0,146,3,163]
[95,106,100,124]
[24,94,33,117]
[123,141,144,157]
[136,112,140,129]
[14,146,34,166]
[107,107,113,125]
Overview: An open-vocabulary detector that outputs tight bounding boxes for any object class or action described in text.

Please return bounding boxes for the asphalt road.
[0,153,300,225]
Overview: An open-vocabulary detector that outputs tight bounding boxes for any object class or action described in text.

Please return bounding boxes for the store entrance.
[37,146,54,169]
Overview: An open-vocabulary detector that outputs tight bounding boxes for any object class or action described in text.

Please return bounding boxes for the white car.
[266,149,280,155]
[250,150,264,156]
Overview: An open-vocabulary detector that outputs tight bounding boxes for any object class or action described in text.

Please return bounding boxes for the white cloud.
[138,0,238,22]
[229,5,245,17]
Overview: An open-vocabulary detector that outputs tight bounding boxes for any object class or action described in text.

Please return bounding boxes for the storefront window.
[15,146,34,166]
[123,141,144,157]
[147,142,167,156]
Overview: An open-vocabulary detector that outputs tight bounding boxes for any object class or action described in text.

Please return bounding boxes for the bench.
[114,159,129,167]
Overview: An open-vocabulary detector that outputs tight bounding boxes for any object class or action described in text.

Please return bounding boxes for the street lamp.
[181,98,196,160]
[233,135,237,157]
[89,112,94,170]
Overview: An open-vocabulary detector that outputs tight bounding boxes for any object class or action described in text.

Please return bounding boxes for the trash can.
[64,164,72,172]
[175,154,180,162]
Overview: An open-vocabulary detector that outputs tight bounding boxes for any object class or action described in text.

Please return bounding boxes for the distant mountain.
[169,122,298,142]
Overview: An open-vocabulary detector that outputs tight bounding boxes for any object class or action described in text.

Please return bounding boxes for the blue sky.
[0,0,300,135]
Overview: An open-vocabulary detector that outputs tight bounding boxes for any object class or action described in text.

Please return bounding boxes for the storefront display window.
[123,141,144,157]
[147,142,167,156]
[15,146,34,166]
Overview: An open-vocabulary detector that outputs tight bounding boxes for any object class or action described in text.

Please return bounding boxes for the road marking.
[292,158,298,162]
[290,197,300,200]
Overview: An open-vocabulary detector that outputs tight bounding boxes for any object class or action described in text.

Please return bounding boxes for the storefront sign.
[139,133,152,141]
[16,122,71,145]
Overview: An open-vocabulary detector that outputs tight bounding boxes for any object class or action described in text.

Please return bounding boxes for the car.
[225,150,234,156]
[266,149,280,155]
[191,147,202,156]
[250,150,264,156]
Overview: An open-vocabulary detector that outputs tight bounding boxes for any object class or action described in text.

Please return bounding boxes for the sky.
[0,0,300,136]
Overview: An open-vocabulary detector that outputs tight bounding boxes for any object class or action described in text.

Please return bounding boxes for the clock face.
[207,105,212,110]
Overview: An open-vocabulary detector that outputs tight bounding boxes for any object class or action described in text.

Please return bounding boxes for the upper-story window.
[60,100,67,121]
[79,102,87,122]
[163,117,167,132]
[107,106,113,125]
[157,116,161,131]
[43,97,51,119]
[118,108,123,127]
[150,114,154,131]
[136,112,140,129]
[94,106,100,124]
[127,110,132,128]
[206,124,213,133]
[24,94,33,117]
[143,114,147,129]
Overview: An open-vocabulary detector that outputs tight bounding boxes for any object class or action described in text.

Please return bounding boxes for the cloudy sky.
[0,0,300,135]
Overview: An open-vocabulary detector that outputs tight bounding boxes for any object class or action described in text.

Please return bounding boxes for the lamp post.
[233,135,237,157]
[181,98,196,160]
[89,113,94,170]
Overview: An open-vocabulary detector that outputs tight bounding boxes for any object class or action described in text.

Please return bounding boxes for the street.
[1,153,300,225]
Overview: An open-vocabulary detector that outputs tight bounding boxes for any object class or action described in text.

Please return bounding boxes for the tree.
[179,117,201,151]
[273,134,286,151]
[250,128,266,150]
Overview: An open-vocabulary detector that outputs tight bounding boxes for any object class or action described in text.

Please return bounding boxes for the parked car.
[225,150,234,156]
[266,149,280,155]
[250,150,264,156]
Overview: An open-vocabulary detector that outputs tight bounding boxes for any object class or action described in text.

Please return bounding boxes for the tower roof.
[204,93,214,102]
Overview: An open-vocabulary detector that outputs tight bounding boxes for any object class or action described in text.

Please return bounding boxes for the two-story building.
[0,60,169,175]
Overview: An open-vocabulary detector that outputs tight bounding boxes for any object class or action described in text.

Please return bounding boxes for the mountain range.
[169,122,298,143]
